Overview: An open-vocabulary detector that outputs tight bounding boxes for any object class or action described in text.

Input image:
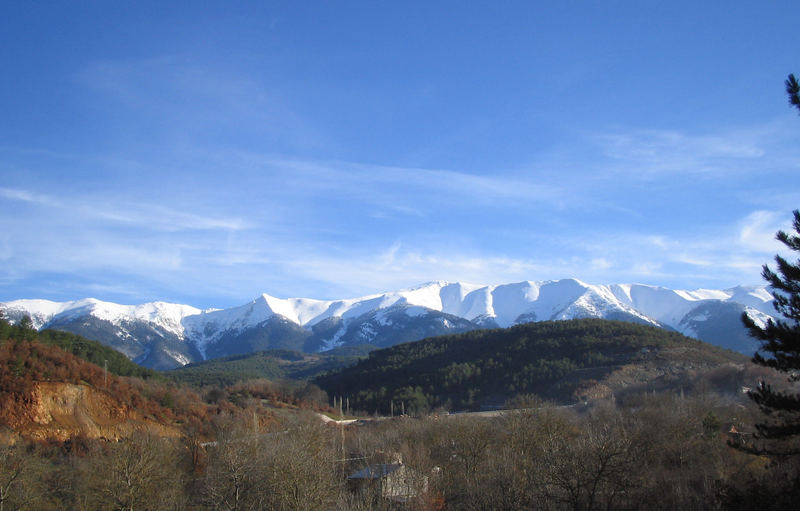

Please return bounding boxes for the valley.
[0,312,794,510]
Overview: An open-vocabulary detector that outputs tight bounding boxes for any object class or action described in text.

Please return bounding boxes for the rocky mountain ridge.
[1,279,775,369]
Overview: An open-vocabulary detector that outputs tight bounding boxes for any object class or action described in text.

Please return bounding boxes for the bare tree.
[81,431,186,511]
[0,444,50,511]
[259,413,340,510]
[202,417,267,511]
[202,412,340,511]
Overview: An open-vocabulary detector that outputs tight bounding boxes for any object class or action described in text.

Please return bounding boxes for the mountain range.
[0,279,775,369]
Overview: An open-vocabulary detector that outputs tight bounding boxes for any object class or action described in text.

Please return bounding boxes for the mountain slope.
[0,339,180,442]
[165,348,367,387]
[2,298,204,370]
[1,279,775,369]
[314,319,749,413]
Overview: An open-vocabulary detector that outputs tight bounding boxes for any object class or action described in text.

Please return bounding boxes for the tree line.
[315,318,745,414]
[1,389,799,510]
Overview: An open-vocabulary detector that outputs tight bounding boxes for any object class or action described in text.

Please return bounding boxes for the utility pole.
[339,397,346,480]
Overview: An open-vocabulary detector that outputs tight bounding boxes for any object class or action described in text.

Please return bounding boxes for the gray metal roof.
[348,463,403,480]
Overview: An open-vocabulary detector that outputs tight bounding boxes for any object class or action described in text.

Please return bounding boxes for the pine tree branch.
[787,74,800,113]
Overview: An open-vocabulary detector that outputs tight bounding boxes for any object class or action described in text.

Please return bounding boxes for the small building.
[347,462,428,503]
[726,424,753,447]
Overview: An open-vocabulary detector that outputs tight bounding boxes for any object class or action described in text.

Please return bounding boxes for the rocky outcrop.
[7,382,180,442]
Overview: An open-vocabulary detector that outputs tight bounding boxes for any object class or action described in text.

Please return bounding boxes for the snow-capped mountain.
[1,298,205,369]
[0,279,776,369]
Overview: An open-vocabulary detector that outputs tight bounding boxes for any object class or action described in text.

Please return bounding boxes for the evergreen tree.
[0,309,10,341]
[10,315,37,342]
[739,74,800,452]
[742,210,800,447]
[787,73,800,113]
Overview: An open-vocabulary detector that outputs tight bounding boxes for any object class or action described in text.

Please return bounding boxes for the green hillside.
[0,314,157,379]
[315,319,748,414]
[164,347,368,387]
[36,329,159,379]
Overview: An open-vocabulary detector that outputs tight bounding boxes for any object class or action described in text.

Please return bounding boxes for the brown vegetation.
[0,337,336,447]
[0,340,183,442]
[2,323,799,509]
[2,373,800,509]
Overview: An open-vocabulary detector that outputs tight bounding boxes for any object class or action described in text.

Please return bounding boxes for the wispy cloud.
[256,155,568,213]
[4,57,799,305]
[0,187,59,206]
[3,2,799,309]
[73,55,328,151]
[2,184,249,233]
[738,210,788,254]
[599,129,764,164]
[86,203,251,232]
[280,247,549,295]
[589,121,797,178]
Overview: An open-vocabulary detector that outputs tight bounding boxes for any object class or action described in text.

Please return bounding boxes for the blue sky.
[2,1,799,308]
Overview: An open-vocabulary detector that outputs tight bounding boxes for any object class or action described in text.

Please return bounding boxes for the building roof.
[348,463,403,480]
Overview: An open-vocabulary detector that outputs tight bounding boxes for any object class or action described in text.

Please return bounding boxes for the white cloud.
[590,258,612,270]
[629,261,664,277]
[3,116,797,304]
[263,156,567,209]
[87,203,251,232]
[379,242,402,266]
[672,254,713,267]
[589,123,790,177]
[738,210,786,254]
[272,245,541,295]
[0,187,58,206]
[1,185,250,234]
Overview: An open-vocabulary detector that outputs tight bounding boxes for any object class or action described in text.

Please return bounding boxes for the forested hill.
[0,315,156,379]
[0,313,339,444]
[165,347,369,387]
[315,319,749,414]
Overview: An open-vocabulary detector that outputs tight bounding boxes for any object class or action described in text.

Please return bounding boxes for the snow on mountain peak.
[1,297,203,337]
[724,286,775,315]
[675,288,731,302]
[1,298,82,329]
[2,278,776,366]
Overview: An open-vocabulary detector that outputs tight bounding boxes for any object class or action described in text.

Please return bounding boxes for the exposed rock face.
[4,382,180,442]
